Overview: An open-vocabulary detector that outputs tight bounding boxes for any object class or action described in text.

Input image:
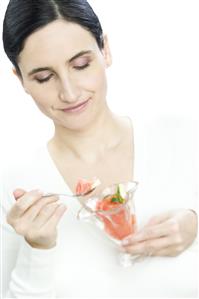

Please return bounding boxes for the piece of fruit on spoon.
[75,177,101,195]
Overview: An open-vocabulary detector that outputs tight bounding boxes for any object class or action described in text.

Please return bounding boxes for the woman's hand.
[7,188,67,250]
[122,209,198,257]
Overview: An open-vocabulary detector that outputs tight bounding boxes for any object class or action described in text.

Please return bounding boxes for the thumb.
[13,188,26,200]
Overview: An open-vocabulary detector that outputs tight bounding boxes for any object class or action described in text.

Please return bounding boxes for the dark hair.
[3,0,104,76]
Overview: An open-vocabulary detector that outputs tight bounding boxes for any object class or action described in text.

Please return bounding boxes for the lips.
[61,99,90,113]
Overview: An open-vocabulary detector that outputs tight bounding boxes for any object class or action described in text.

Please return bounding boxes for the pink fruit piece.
[75,178,99,195]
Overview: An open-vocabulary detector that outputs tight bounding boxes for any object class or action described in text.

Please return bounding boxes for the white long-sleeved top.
[1,116,198,298]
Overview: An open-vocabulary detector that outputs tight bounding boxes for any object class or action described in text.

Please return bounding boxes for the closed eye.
[73,63,90,70]
[35,74,53,84]
[35,62,90,84]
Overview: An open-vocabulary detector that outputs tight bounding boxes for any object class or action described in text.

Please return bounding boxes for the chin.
[52,99,105,131]
[55,114,95,132]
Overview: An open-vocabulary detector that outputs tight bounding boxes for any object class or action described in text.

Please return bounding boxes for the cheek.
[26,84,54,108]
[81,66,107,96]
[95,69,108,101]
[33,95,49,109]
[25,85,55,118]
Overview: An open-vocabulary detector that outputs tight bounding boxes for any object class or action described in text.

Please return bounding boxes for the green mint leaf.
[118,195,124,204]
[116,185,121,197]
[111,197,119,203]
[111,185,126,203]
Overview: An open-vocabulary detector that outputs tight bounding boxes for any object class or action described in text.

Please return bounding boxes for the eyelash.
[36,63,90,84]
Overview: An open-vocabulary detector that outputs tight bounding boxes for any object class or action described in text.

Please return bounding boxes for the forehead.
[18,20,98,68]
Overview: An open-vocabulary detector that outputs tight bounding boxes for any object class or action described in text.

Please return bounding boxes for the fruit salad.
[96,185,136,240]
[75,179,136,241]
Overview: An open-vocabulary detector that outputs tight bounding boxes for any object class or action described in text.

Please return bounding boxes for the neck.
[49,107,121,163]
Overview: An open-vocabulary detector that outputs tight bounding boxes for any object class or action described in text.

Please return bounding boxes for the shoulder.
[131,114,198,175]
[129,114,198,141]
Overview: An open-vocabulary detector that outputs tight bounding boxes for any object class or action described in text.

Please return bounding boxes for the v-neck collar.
[43,145,74,196]
[41,116,139,195]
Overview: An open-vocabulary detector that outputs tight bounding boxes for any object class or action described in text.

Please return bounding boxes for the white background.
[0,0,199,158]
[0,2,198,297]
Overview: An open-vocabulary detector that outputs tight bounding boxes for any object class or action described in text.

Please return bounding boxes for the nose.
[58,76,80,104]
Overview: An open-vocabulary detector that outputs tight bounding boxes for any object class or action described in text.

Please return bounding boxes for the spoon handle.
[42,187,95,198]
[42,193,80,198]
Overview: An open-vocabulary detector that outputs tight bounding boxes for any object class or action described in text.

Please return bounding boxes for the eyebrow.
[28,50,92,76]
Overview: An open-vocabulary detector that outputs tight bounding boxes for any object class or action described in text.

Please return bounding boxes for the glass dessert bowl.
[77,181,139,267]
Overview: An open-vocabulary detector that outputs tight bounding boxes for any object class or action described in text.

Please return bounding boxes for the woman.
[2,0,198,297]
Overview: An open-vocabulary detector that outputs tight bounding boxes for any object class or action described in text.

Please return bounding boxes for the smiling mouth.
[61,99,90,113]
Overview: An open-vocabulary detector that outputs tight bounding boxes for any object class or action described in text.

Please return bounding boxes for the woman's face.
[17,20,111,131]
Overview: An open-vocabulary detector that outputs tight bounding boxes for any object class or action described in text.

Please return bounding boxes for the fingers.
[123,214,181,245]
[8,189,67,250]
[34,202,66,229]
[21,196,60,225]
[123,221,170,246]
[122,222,183,257]
[10,190,44,218]
[123,236,173,256]
[155,244,184,257]
[121,215,183,257]
[121,210,196,258]
[32,201,65,228]
[43,204,67,229]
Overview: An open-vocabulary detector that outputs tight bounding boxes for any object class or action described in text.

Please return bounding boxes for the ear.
[12,68,29,94]
[101,34,112,68]
[12,68,22,82]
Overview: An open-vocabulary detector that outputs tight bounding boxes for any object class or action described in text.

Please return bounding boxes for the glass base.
[118,252,146,267]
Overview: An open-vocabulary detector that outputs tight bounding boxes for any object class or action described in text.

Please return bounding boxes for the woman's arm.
[129,117,198,258]
[2,188,65,298]
[5,240,56,298]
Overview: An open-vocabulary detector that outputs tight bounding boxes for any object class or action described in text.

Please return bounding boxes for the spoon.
[42,186,96,198]
[42,188,96,214]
